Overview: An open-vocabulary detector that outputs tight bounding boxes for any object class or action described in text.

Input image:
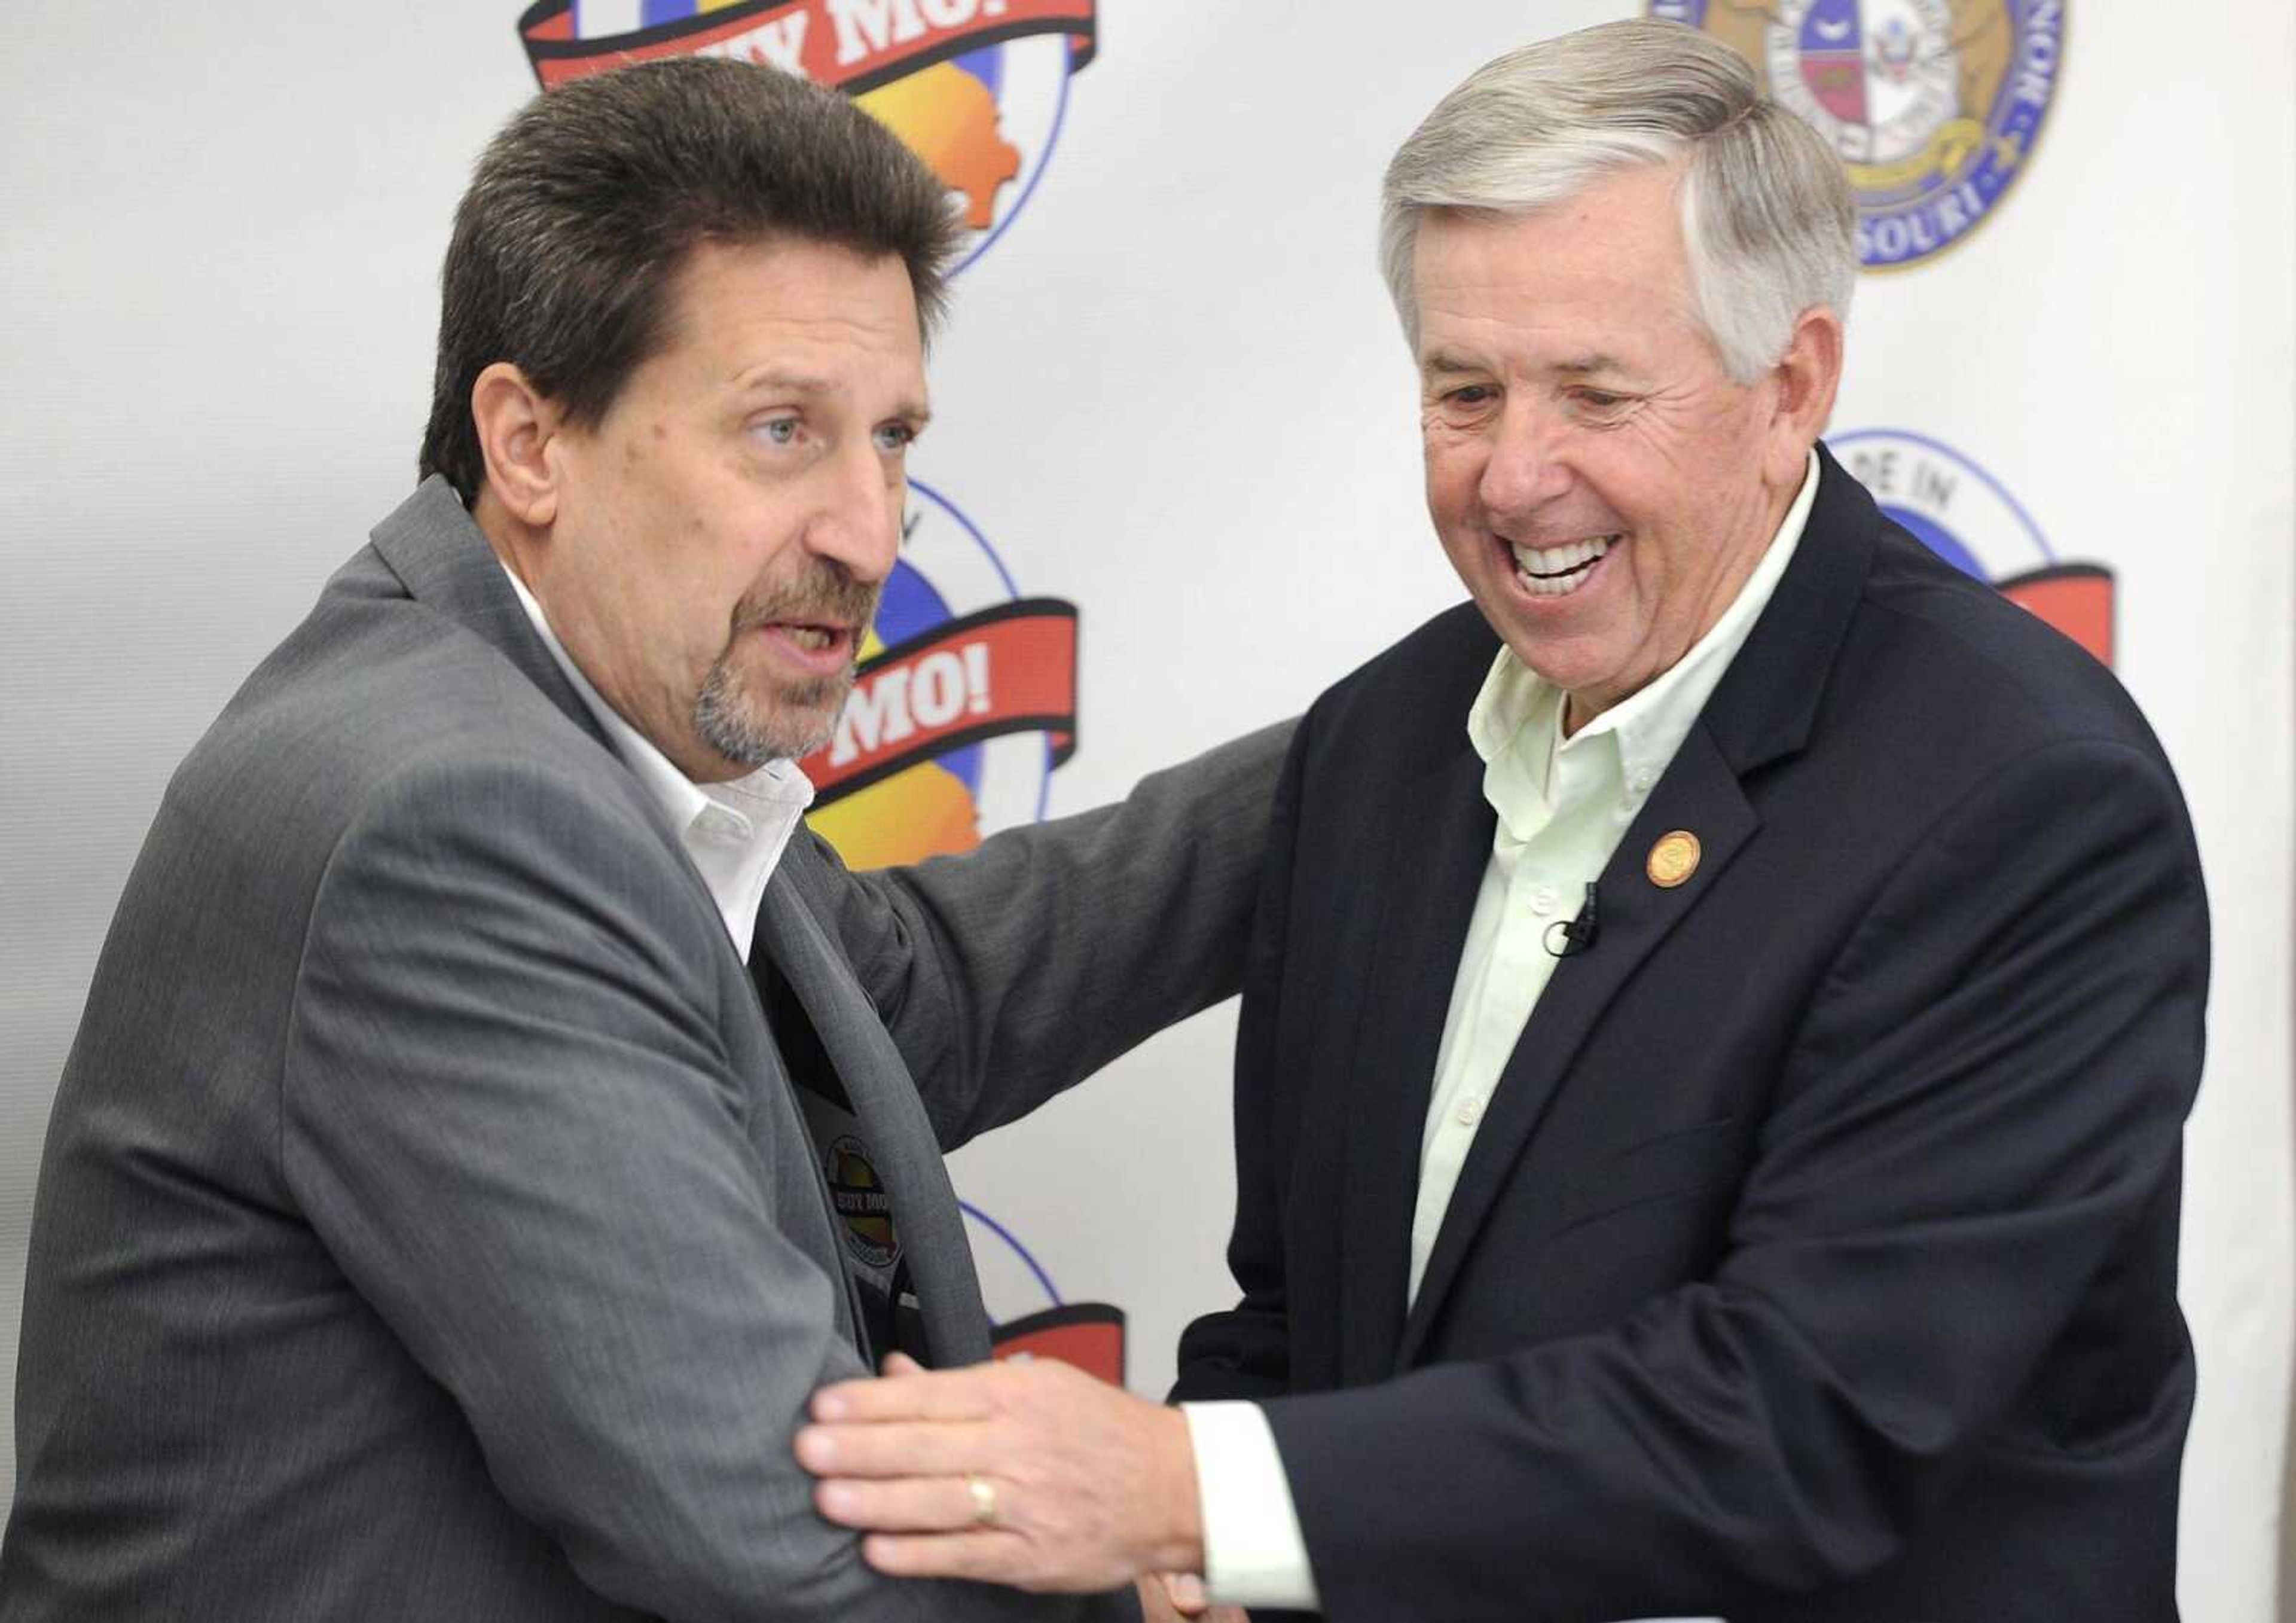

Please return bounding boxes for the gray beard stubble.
[691,566,883,767]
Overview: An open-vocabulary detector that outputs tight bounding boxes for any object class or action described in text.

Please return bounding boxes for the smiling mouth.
[1509,535,1616,598]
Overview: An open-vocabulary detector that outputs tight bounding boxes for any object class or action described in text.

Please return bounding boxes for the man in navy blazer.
[793,21,2207,1621]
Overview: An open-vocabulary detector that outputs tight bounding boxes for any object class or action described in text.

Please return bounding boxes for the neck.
[1559,454,1808,738]
[470,486,747,785]
[472,485,546,596]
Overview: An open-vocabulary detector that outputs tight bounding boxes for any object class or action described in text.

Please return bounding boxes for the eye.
[755,416,801,447]
[1430,383,1500,423]
[1573,389,1631,414]
[873,421,920,454]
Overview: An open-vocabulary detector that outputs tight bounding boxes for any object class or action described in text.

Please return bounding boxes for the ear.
[471,362,565,528]
[1761,306,1845,489]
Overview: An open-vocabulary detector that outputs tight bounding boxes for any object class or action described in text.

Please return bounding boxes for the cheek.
[1583,429,1695,527]
[1667,396,1767,478]
[1422,440,1483,527]
[651,588,724,675]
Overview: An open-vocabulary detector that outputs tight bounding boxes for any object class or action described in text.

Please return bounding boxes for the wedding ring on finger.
[966,1473,999,1527]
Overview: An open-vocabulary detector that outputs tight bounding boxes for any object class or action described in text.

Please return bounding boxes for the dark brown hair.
[419,57,961,502]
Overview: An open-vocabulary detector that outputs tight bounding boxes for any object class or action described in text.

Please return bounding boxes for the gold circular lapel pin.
[1647,830,1702,889]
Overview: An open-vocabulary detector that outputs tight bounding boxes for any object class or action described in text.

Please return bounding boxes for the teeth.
[1510,535,1615,597]
[788,626,835,651]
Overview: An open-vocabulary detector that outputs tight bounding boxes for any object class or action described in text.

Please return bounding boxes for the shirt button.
[1632,770,1656,794]
[1529,884,1559,916]
[1456,1094,1484,1127]
[695,808,745,844]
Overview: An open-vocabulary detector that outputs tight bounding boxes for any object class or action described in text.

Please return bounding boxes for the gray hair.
[1379,19,1856,382]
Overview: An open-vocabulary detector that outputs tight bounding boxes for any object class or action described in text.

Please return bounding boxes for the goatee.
[692,566,883,767]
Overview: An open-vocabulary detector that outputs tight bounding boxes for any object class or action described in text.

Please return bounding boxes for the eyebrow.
[1419,349,1483,378]
[1419,349,1634,380]
[732,367,831,395]
[731,368,932,422]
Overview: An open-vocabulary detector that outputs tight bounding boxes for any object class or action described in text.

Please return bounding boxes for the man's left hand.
[1142,1571,1247,1623]
[796,1353,1204,1591]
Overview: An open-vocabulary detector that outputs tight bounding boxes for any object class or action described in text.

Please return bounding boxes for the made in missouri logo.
[1832,428,2112,664]
[1647,1,2065,269]
[514,0,1097,869]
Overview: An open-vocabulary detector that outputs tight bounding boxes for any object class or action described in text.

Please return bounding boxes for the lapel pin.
[1647,830,1701,889]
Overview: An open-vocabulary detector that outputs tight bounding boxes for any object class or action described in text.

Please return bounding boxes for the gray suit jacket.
[1,480,1283,1621]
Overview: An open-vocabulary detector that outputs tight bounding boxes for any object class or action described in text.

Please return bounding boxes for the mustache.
[731,566,883,636]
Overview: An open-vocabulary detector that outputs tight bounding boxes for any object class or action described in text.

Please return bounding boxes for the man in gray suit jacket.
[1,59,1272,1622]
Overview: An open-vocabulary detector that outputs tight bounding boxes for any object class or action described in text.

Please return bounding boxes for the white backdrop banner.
[2,2,2289,1615]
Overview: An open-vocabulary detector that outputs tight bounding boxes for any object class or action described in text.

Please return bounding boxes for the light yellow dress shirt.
[1186,451,1819,1615]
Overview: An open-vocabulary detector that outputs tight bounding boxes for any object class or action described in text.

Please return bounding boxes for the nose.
[1477,401,1574,520]
[801,440,902,586]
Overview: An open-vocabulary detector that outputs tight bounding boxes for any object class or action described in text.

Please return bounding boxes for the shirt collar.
[1467,447,1821,816]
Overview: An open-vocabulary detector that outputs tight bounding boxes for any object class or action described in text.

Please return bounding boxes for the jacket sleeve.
[281,751,1115,1623]
[784,720,1293,1151]
[1259,737,2207,1621]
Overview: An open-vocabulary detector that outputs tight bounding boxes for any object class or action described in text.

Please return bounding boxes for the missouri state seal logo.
[1648,0,2065,269]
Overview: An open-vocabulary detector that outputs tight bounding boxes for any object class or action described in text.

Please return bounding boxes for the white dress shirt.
[500,563,814,962]
[1184,452,1819,1613]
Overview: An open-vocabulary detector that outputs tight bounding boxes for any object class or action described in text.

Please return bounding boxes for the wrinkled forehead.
[644,237,929,389]
[660,233,923,329]
[1409,185,1704,367]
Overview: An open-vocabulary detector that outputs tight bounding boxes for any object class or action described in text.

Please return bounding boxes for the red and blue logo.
[1834,428,2112,664]
[800,484,1079,868]
[518,0,1096,273]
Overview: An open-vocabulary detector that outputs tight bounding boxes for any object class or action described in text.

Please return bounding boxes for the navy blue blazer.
[1174,445,2206,1622]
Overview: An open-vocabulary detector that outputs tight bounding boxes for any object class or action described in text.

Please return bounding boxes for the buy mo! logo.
[828,640,997,769]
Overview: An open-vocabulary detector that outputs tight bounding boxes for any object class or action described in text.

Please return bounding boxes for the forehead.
[1411,164,1699,364]
[649,236,926,386]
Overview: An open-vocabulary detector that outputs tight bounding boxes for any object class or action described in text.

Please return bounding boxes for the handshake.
[798,1353,1247,1622]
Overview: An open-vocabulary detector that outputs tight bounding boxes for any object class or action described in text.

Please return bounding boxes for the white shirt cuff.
[1179,1401,1320,1611]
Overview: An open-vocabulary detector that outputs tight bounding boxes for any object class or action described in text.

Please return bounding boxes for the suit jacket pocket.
[1561,1117,1741,1232]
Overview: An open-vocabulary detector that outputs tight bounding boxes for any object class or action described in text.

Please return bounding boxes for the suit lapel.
[367,477,612,757]
[372,478,893,1360]
[1334,742,1493,1385]
[1397,727,1757,1366]
[1394,446,1884,1366]
[371,482,781,1022]
[755,878,993,1368]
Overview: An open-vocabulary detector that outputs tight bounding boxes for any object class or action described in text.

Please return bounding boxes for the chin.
[1493,633,1610,700]
[781,715,841,762]
[694,671,852,768]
